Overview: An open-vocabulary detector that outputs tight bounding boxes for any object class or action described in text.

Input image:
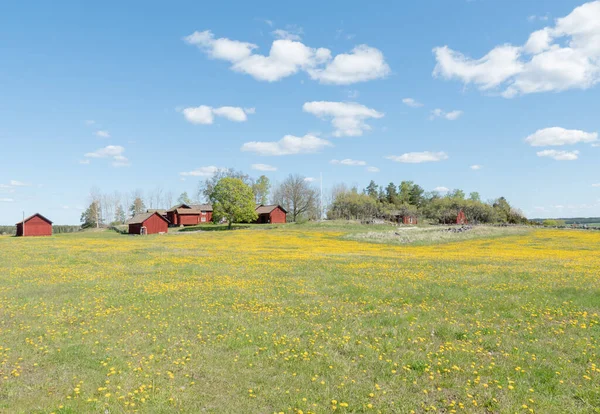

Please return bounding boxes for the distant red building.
[255,205,287,224]
[127,212,169,235]
[166,204,213,226]
[401,215,418,225]
[456,210,467,225]
[16,213,53,237]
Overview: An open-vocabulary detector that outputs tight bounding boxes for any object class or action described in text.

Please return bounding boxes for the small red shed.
[456,210,467,225]
[16,213,53,237]
[128,212,169,235]
[255,205,287,224]
[401,215,418,225]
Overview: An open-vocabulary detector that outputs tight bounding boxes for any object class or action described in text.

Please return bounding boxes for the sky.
[1,0,599,224]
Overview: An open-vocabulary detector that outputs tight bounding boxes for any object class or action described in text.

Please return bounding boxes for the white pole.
[320,172,323,220]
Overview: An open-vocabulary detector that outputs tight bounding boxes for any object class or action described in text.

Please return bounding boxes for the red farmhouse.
[166,204,213,226]
[255,205,287,224]
[16,213,52,237]
[128,212,169,235]
[456,210,468,225]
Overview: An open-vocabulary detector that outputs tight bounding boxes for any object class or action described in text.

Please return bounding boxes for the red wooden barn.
[16,213,53,237]
[127,212,169,235]
[255,205,287,224]
[400,215,418,225]
[166,204,213,226]
[456,210,468,225]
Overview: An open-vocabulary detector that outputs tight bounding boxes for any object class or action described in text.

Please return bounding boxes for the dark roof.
[147,209,166,214]
[256,204,287,214]
[127,212,170,225]
[167,203,191,212]
[16,213,53,225]
[174,208,202,215]
[190,204,213,212]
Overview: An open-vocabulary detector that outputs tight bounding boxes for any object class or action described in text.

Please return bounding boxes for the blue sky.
[1,0,599,224]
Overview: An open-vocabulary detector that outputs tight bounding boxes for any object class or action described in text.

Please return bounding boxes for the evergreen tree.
[365,180,378,199]
[129,197,146,217]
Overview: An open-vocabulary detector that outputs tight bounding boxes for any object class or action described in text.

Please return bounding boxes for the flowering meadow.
[0,227,599,413]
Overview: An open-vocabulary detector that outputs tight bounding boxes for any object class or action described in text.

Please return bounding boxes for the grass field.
[1,226,599,413]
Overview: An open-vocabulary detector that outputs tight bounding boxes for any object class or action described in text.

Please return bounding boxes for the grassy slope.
[0,226,599,413]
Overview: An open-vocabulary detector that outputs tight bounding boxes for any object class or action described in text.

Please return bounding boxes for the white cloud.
[241,134,332,156]
[470,164,483,170]
[366,166,380,172]
[180,166,222,177]
[592,183,600,187]
[10,180,30,187]
[386,151,449,163]
[251,163,277,171]
[84,145,130,167]
[184,30,389,84]
[536,149,580,160]
[330,159,367,166]
[433,1,600,97]
[182,105,254,124]
[272,29,302,41]
[430,108,463,120]
[304,177,316,182]
[96,130,110,138]
[302,101,384,137]
[402,98,424,108]
[434,186,450,193]
[524,127,598,146]
[79,159,90,165]
[0,198,14,202]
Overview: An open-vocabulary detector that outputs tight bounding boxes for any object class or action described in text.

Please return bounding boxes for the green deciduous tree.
[252,175,271,205]
[210,177,258,229]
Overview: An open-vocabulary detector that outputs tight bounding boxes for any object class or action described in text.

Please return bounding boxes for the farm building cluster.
[127,203,288,235]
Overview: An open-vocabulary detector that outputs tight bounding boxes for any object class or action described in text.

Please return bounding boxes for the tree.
[273,174,317,222]
[365,180,378,199]
[409,184,425,208]
[177,192,192,205]
[398,181,413,205]
[469,192,481,202]
[252,175,271,205]
[198,168,253,202]
[448,189,465,200]
[385,182,398,204]
[210,177,257,229]
[80,201,100,228]
[129,197,146,217]
[115,204,126,224]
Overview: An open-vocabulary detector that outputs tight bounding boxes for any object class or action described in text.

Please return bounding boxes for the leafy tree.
[198,168,253,202]
[252,175,271,205]
[398,181,413,204]
[129,197,146,217]
[365,180,378,199]
[273,174,317,222]
[177,192,192,205]
[385,182,398,204]
[448,189,465,200]
[409,184,425,208]
[210,177,257,229]
[328,190,379,220]
[469,192,481,202]
[80,201,100,228]
[115,204,126,224]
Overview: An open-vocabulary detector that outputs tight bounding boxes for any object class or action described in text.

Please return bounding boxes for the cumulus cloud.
[433,1,600,97]
[84,145,130,167]
[524,127,598,146]
[182,105,254,124]
[434,186,450,193]
[251,163,277,171]
[303,101,384,137]
[470,164,483,170]
[272,28,302,41]
[96,130,110,138]
[536,149,579,160]
[184,30,389,84]
[386,151,449,163]
[10,180,30,187]
[0,198,14,202]
[592,183,600,187]
[430,108,463,120]
[330,159,367,166]
[402,98,424,108]
[366,166,380,172]
[304,177,316,182]
[180,166,222,177]
[241,134,332,156]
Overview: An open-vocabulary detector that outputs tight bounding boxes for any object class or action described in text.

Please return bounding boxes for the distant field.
[1,226,599,413]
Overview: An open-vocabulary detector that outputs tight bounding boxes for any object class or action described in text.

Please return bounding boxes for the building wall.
[16,216,52,236]
[129,214,168,235]
[269,207,287,224]
[200,211,212,223]
[166,211,177,226]
[178,214,200,226]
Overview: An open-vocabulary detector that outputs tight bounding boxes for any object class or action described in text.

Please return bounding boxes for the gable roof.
[256,204,287,214]
[16,213,53,225]
[190,203,213,212]
[167,203,191,212]
[174,208,202,215]
[127,211,170,225]
[147,209,166,214]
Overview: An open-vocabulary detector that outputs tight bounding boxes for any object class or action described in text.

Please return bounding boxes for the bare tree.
[165,190,174,209]
[272,174,317,222]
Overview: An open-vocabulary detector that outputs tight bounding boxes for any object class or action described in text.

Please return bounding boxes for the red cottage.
[127,212,169,235]
[255,205,287,224]
[16,213,53,237]
[166,204,213,226]
[456,210,467,225]
[401,215,418,225]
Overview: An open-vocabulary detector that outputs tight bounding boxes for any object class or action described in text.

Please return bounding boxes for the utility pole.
[320,172,323,220]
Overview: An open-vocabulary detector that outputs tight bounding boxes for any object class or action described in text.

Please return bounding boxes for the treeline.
[0,225,80,236]
[328,180,527,224]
